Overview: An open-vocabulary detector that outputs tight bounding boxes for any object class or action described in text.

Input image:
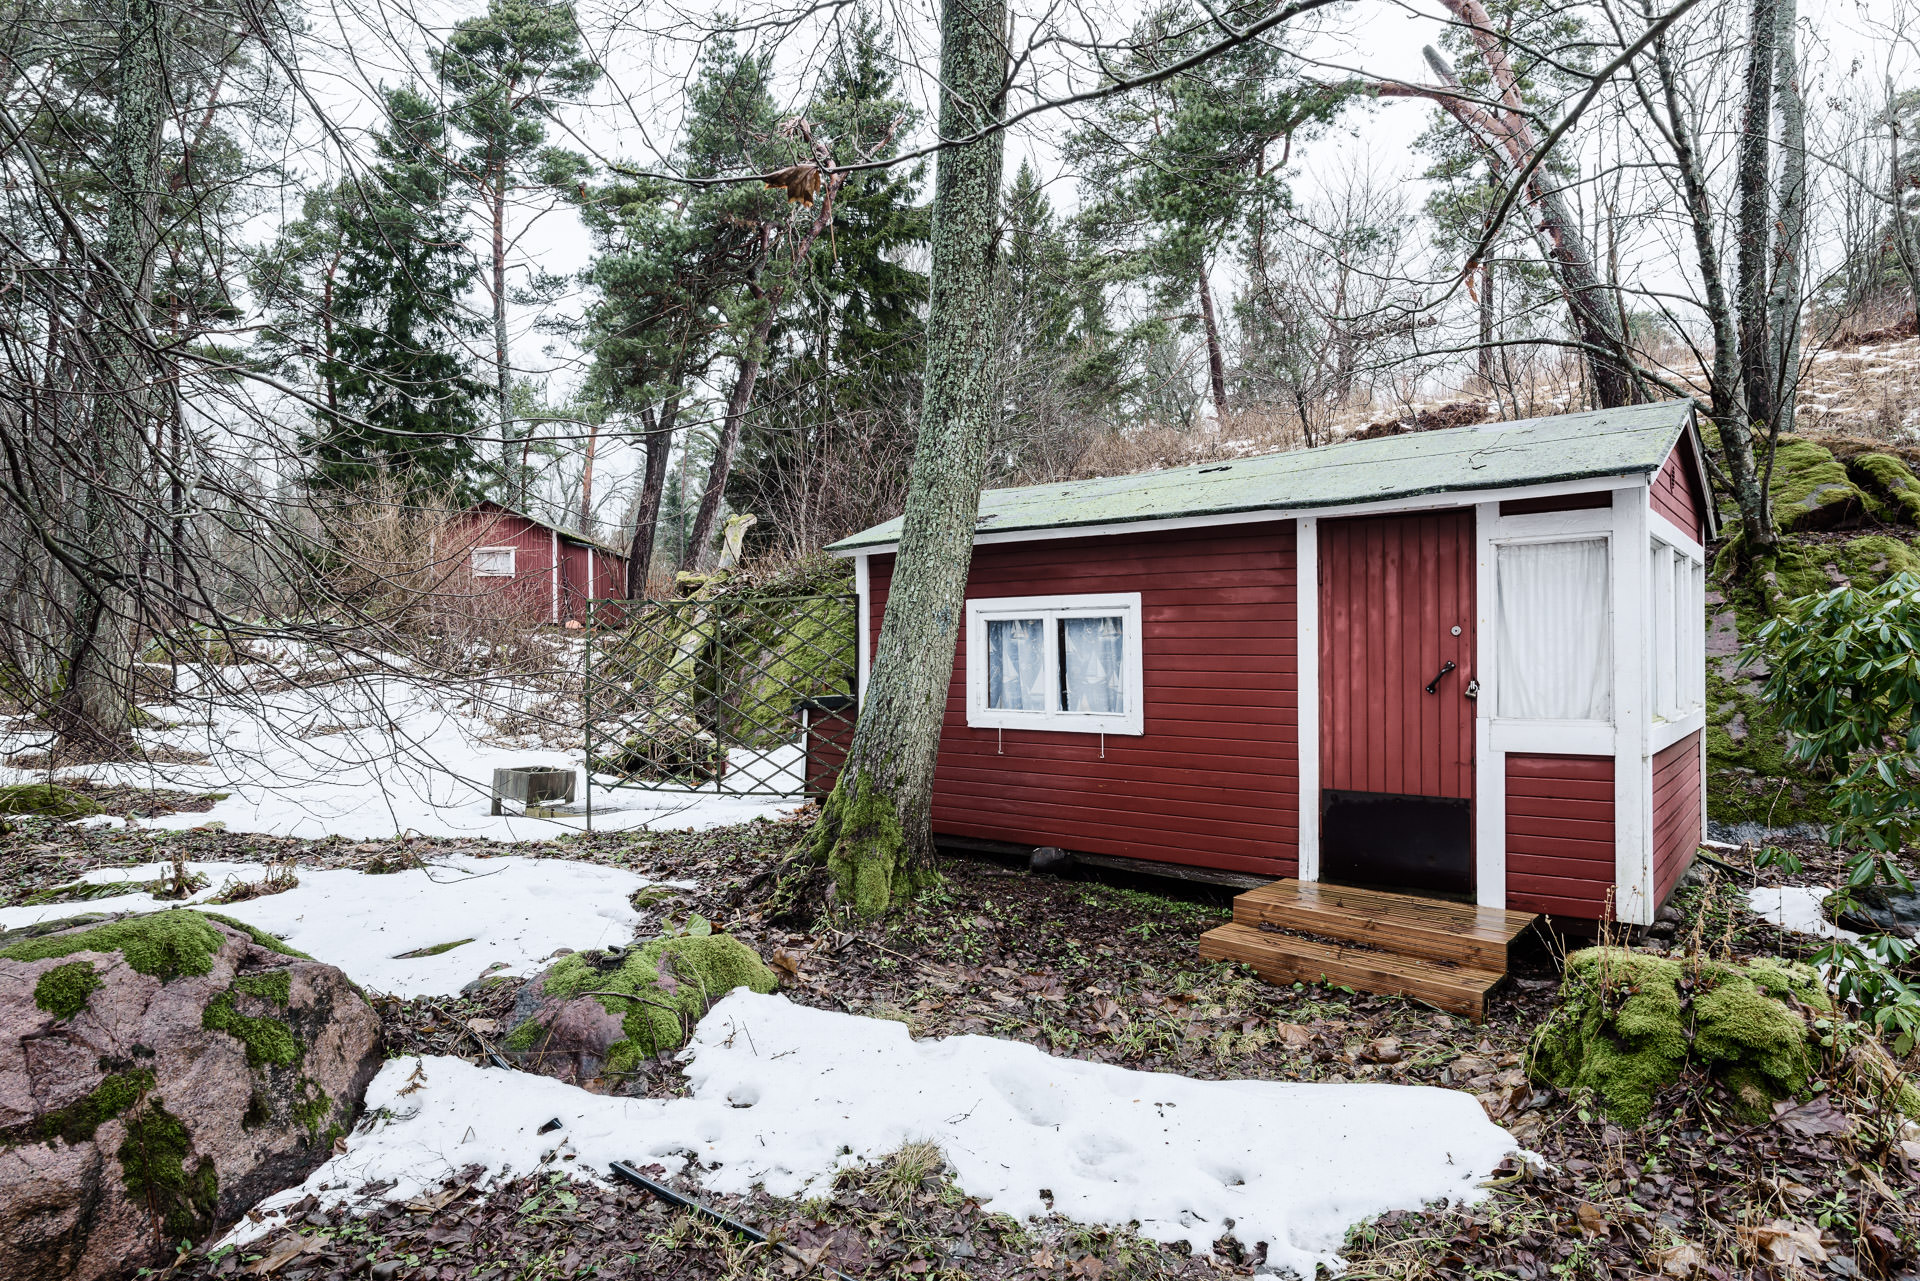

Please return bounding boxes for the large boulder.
[1768,438,1869,532]
[0,909,382,1281]
[1852,452,1920,525]
[1528,947,1828,1125]
[501,932,776,1088]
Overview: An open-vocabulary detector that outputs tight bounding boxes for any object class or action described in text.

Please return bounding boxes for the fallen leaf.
[1575,1203,1607,1236]
[1772,1096,1854,1139]
[248,1233,317,1275]
[1649,1241,1708,1277]
[770,948,803,980]
[1359,1037,1403,1064]
[1275,1023,1312,1049]
[1737,1219,1827,1268]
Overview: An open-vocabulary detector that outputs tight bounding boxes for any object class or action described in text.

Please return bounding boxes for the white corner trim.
[854,553,871,706]
[1473,503,1503,909]
[550,529,561,624]
[1297,517,1320,884]
[963,592,1145,736]
[1612,489,1653,925]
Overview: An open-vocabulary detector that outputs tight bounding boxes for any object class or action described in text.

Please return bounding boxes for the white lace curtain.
[1496,539,1612,721]
[1061,617,1125,713]
[986,615,1127,714]
[987,618,1048,710]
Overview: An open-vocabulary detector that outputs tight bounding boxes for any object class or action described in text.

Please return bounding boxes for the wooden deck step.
[1230,879,1538,971]
[1199,921,1506,1021]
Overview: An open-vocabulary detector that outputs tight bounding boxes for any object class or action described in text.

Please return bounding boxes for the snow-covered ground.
[237,991,1526,1277]
[1746,886,1862,943]
[0,854,679,997]
[0,674,799,839]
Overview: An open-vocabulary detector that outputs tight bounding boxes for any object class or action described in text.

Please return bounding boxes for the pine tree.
[304,86,487,496]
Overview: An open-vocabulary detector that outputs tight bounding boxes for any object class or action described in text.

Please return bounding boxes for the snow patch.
[0,854,679,997]
[1,675,799,839]
[235,992,1525,1277]
[1745,886,1861,942]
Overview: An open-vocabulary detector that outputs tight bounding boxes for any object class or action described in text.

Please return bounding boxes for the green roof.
[828,400,1700,552]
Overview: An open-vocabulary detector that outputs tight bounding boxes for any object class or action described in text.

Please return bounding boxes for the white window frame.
[1647,523,1707,741]
[1486,513,1617,753]
[471,546,516,577]
[965,592,1144,735]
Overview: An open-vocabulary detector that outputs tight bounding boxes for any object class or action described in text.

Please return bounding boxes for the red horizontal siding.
[447,508,630,623]
[1652,731,1703,907]
[1507,753,1616,919]
[1652,435,1704,539]
[868,522,1299,877]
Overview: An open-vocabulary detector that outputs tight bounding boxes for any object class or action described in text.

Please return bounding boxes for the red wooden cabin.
[449,502,629,625]
[829,401,1715,926]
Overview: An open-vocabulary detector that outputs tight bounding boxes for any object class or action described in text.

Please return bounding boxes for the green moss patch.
[0,910,226,981]
[0,783,103,819]
[34,960,102,1019]
[536,934,777,1069]
[201,990,300,1068]
[291,1079,334,1137]
[1529,948,1828,1124]
[807,768,936,916]
[118,1099,218,1240]
[1768,438,1869,532]
[230,969,291,1006]
[1,1068,155,1149]
[195,912,310,959]
[1851,453,1920,524]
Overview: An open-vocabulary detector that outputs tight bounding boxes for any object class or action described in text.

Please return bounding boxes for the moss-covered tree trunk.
[806,0,1007,914]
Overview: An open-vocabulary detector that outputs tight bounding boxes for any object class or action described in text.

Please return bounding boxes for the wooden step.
[1230,879,1537,971]
[1199,922,1505,1021]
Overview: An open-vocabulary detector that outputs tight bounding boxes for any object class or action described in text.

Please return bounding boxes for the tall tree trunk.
[1197,265,1229,422]
[1477,258,1495,386]
[1887,82,1920,322]
[1647,21,1774,551]
[622,356,686,598]
[681,302,775,572]
[1395,26,1633,407]
[1767,0,1804,445]
[491,166,514,502]
[804,0,1009,914]
[578,416,599,532]
[53,0,172,753]
[1735,0,1777,435]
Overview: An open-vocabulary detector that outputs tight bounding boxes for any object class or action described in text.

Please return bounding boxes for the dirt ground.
[5,805,1916,1281]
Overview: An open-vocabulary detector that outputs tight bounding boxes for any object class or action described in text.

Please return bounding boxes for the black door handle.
[1424,661,1456,694]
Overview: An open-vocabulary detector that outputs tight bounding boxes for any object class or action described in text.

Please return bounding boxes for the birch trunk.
[1766,0,1804,445]
[805,0,1008,914]
[53,0,172,753]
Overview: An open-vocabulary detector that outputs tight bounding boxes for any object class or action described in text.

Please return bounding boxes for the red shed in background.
[447,502,629,625]
[831,400,1716,929]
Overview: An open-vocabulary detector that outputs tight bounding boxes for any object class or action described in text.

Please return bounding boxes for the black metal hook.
[1424,660,1457,694]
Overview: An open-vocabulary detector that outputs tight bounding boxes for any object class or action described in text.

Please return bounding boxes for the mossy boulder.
[0,783,103,820]
[0,911,381,1280]
[1768,438,1869,532]
[1529,947,1829,1125]
[501,932,777,1087]
[1851,453,1920,525]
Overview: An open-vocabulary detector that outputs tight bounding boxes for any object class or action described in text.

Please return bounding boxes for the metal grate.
[585,594,858,798]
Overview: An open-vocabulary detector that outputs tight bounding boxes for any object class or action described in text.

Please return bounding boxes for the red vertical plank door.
[1320,510,1476,801]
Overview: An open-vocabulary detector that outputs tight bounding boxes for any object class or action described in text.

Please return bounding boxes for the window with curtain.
[1644,539,1705,722]
[967,594,1144,734]
[1496,538,1612,721]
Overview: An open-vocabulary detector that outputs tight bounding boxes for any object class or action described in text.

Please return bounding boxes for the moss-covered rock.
[0,783,103,820]
[1850,453,1920,524]
[1529,948,1829,1124]
[0,912,382,1280]
[1769,438,1869,532]
[503,933,778,1081]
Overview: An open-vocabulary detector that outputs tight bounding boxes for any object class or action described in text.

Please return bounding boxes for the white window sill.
[1489,719,1615,755]
[1651,711,1706,753]
[968,709,1143,736]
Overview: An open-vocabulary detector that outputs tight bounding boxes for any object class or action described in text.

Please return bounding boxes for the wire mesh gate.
[585,594,859,799]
